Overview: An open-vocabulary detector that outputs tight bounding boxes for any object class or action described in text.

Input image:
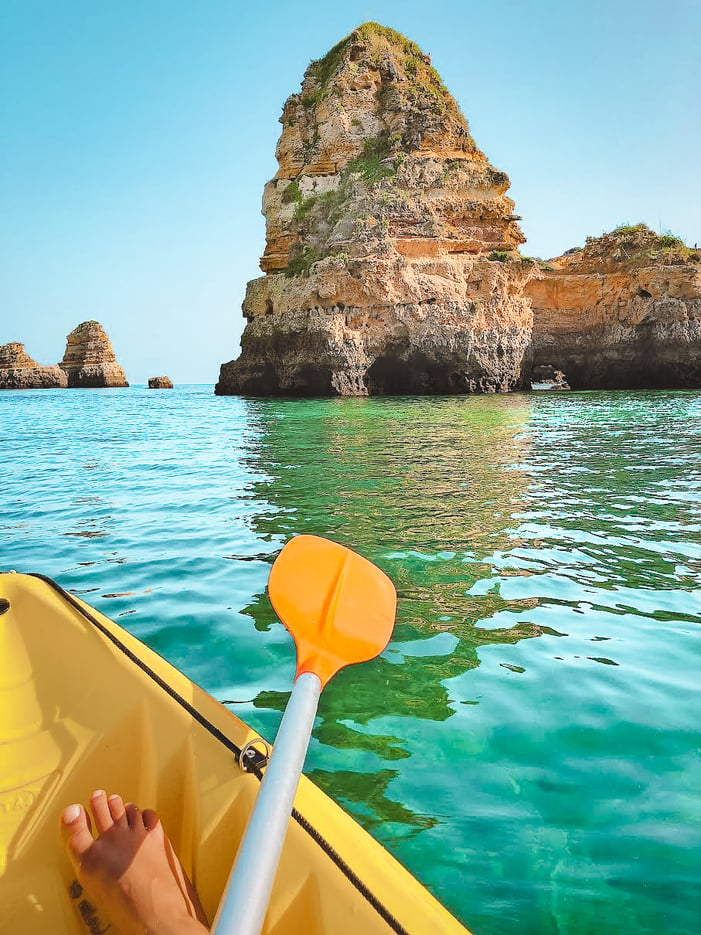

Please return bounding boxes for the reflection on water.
[239,396,553,827]
[1,387,700,934]
[238,393,701,934]
[310,768,439,835]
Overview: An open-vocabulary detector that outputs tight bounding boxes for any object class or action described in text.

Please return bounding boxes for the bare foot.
[60,789,209,934]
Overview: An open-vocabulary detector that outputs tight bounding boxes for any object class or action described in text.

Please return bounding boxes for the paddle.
[212,534,397,935]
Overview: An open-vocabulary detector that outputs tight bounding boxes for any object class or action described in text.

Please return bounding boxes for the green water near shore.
[2,387,700,933]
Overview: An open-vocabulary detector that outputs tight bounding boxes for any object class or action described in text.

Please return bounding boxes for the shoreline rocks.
[59,321,129,388]
[0,343,68,389]
[527,226,701,389]
[217,22,533,397]
[531,364,570,391]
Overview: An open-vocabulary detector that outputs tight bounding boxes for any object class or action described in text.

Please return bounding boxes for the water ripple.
[1,387,700,934]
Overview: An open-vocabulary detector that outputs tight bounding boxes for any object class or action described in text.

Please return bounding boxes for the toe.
[142,808,160,832]
[60,804,95,861]
[107,793,127,826]
[90,789,113,835]
[125,802,143,830]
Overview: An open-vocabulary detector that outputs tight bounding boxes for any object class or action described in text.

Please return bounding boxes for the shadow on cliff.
[234,394,553,830]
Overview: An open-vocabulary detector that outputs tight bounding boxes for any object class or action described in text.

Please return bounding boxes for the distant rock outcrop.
[527,226,701,389]
[59,321,128,387]
[531,364,570,390]
[148,376,173,388]
[0,343,68,389]
[217,22,532,396]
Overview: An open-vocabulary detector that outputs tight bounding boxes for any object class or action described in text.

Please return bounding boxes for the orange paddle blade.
[267,535,397,688]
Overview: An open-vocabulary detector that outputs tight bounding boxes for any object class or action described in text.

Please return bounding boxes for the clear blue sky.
[2,0,699,383]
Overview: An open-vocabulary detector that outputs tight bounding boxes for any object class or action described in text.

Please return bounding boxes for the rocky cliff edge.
[526,225,701,389]
[217,23,533,396]
[0,343,68,389]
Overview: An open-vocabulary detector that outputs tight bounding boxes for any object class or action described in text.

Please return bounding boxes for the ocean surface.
[2,385,700,934]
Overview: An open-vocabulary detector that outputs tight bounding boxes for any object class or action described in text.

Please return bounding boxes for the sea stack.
[148,376,174,388]
[216,23,533,396]
[60,321,129,387]
[527,226,701,389]
[0,343,68,389]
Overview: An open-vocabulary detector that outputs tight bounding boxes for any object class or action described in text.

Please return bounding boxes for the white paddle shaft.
[213,671,322,935]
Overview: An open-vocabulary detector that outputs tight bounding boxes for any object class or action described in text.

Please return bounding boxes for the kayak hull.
[0,573,468,934]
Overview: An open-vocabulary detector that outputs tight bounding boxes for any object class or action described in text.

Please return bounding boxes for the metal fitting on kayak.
[238,738,271,773]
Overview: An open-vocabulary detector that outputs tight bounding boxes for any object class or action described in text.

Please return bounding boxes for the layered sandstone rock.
[0,342,68,389]
[148,376,173,388]
[527,226,701,389]
[60,321,128,387]
[217,23,532,396]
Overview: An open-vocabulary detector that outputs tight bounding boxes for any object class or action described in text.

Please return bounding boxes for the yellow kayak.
[0,571,468,934]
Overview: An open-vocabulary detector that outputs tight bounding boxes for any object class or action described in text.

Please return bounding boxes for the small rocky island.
[216,22,532,396]
[148,376,174,388]
[60,321,128,387]
[0,343,68,389]
[0,321,128,389]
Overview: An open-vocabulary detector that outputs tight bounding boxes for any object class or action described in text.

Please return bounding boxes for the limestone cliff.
[0,343,68,389]
[60,321,129,387]
[526,226,701,389]
[217,22,532,396]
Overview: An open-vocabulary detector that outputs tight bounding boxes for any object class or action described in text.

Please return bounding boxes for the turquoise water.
[2,386,700,934]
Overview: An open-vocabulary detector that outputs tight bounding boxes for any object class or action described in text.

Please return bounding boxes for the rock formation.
[59,321,128,387]
[148,376,173,388]
[217,22,532,396]
[0,343,68,389]
[531,364,570,391]
[526,226,701,389]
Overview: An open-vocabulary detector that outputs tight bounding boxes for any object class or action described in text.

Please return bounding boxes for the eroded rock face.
[217,23,532,396]
[0,343,68,389]
[148,376,173,388]
[60,321,128,387]
[527,227,701,389]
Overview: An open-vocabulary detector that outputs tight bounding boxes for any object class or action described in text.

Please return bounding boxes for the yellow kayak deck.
[0,572,468,934]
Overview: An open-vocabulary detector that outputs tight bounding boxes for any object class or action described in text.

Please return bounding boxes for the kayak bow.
[0,570,468,935]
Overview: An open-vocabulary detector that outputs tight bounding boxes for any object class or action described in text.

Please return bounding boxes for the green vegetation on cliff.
[281,179,303,205]
[587,224,697,265]
[285,245,325,277]
[283,130,403,277]
[613,222,650,236]
[278,22,513,278]
[347,133,396,184]
[301,22,469,145]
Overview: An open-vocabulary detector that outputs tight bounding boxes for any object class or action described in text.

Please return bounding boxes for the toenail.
[90,789,105,799]
[63,804,81,823]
